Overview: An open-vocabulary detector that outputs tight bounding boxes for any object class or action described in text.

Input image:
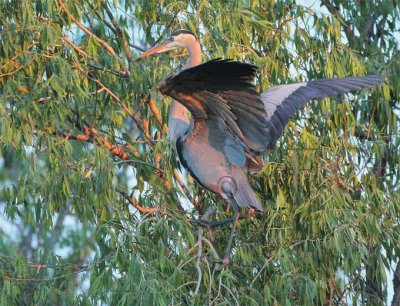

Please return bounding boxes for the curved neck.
[168,40,202,141]
[184,41,202,69]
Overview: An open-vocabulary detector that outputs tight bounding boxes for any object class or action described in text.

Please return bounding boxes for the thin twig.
[201,238,220,260]
[87,63,130,78]
[152,11,180,46]
[44,126,130,160]
[148,98,168,133]
[82,0,116,35]
[0,59,33,78]
[103,1,132,66]
[63,35,93,60]
[50,129,93,143]
[129,42,146,52]
[59,0,116,56]
[81,125,130,160]
[114,159,160,170]
[173,169,199,209]
[115,187,160,214]
[193,207,215,295]
[194,228,203,295]
[321,1,354,41]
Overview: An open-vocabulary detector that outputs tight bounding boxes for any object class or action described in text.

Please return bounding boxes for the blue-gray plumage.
[140,29,383,266]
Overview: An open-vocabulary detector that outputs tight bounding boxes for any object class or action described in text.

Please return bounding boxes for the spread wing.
[159,58,383,161]
[159,59,270,156]
[261,75,383,150]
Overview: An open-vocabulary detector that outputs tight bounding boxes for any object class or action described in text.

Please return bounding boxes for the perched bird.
[140,29,383,265]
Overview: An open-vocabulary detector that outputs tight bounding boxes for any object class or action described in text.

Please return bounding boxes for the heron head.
[139,29,197,59]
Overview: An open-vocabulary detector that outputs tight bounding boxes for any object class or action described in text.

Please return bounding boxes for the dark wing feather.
[261,75,383,150]
[159,59,270,155]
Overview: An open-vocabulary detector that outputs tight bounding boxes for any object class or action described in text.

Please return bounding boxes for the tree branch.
[0,59,33,78]
[321,1,354,42]
[46,127,130,160]
[87,63,130,78]
[102,1,132,66]
[63,35,93,60]
[81,125,130,160]
[173,169,198,209]
[58,0,116,56]
[148,98,168,134]
[115,187,160,214]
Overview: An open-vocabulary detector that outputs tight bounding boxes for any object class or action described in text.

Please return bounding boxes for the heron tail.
[220,173,263,212]
[234,180,263,212]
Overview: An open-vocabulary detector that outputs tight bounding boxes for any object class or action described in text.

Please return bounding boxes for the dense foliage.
[0,0,399,305]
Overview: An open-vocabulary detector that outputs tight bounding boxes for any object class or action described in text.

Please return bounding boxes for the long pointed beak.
[139,40,177,59]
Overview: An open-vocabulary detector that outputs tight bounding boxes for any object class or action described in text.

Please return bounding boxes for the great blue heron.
[140,29,383,266]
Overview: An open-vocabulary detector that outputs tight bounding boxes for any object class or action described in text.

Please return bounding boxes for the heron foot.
[222,254,231,267]
[212,256,230,271]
